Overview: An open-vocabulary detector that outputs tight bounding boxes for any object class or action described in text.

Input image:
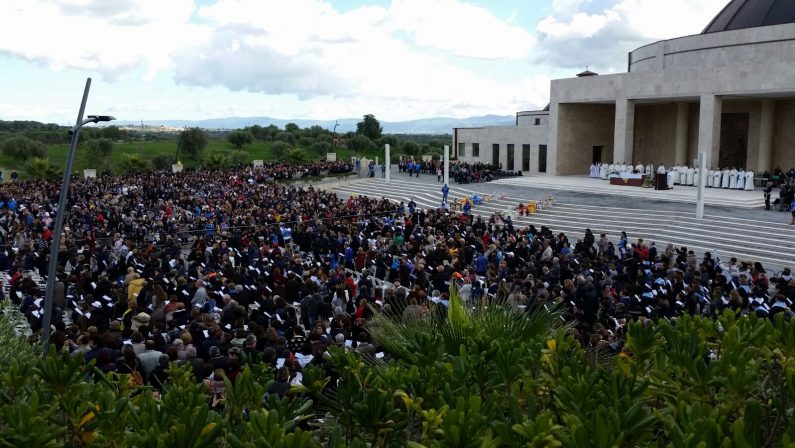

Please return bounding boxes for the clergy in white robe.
[589,163,596,178]
[706,169,714,187]
[736,170,746,189]
[721,169,731,188]
[635,163,644,174]
[657,165,666,174]
[713,169,722,188]
[685,167,694,185]
[729,168,738,189]
[601,163,609,179]
[667,170,675,188]
[744,171,755,190]
[645,164,653,175]
[694,168,701,187]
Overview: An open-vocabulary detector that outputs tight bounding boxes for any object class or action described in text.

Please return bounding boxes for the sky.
[0,0,728,125]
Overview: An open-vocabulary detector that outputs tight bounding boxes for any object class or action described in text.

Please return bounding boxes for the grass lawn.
[0,138,386,178]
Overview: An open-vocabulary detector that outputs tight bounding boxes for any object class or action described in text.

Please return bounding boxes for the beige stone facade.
[455,18,795,176]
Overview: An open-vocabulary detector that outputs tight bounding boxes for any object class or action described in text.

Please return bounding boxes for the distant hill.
[113,115,516,135]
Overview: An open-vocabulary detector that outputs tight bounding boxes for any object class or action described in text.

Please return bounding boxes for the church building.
[453,0,795,176]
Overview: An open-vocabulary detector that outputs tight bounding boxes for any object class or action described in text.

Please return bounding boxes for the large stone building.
[454,0,795,176]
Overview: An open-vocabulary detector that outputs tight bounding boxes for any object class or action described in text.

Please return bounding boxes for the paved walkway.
[323,175,795,272]
[492,175,763,208]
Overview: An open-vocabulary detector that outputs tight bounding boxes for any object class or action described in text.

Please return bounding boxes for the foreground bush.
[1,293,794,446]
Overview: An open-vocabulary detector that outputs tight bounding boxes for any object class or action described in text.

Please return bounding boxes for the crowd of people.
[1,160,793,406]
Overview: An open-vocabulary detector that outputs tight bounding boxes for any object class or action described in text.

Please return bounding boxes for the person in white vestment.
[713,169,722,188]
[736,169,746,190]
[694,168,701,187]
[744,170,755,191]
[729,168,738,189]
[706,169,714,187]
[667,169,675,188]
[657,165,666,174]
[635,163,644,174]
[601,163,609,179]
[686,167,695,185]
[721,169,731,188]
[589,163,596,178]
[645,164,653,175]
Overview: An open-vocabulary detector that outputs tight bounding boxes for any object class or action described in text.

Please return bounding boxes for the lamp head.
[87,115,116,123]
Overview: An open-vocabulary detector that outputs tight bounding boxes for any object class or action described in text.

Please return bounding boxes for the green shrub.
[1,136,46,160]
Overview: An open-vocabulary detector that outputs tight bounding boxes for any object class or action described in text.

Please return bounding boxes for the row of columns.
[612,96,774,172]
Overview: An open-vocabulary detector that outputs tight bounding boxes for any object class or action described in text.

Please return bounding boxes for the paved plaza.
[324,169,795,272]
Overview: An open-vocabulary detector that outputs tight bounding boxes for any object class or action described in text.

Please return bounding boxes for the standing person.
[381,163,386,178]
[790,197,795,225]
[437,167,442,182]
[368,161,375,178]
[10,170,18,182]
[441,184,449,205]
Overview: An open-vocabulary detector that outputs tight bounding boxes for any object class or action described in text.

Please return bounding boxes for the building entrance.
[719,113,749,169]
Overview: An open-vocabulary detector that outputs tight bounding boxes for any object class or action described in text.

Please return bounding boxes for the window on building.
[458,142,465,157]
[492,144,500,168]
[522,144,530,172]
[534,118,541,125]
[472,143,480,157]
[538,145,547,173]
[506,144,515,171]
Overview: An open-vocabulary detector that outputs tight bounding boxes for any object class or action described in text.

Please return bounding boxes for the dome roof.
[703,0,795,34]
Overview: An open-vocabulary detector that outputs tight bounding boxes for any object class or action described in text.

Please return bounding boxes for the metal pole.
[41,78,91,354]
[385,144,390,182]
[696,151,706,219]
[443,145,450,184]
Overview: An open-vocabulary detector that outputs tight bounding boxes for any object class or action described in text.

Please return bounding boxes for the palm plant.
[204,151,231,169]
[24,157,60,180]
[368,286,564,365]
[119,153,150,173]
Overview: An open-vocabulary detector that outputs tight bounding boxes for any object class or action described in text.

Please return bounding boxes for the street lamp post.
[41,78,115,354]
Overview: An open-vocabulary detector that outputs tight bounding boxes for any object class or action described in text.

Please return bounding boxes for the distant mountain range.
[113,115,516,134]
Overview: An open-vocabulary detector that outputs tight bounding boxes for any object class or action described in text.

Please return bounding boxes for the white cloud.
[0,0,203,80]
[388,0,535,59]
[169,0,545,118]
[535,0,727,73]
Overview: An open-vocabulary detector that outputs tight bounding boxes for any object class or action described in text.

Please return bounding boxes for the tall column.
[758,99,774,172]
[697,94,722,169]
[385,144,391,182]
[443,145,449,184]
[613,98,635,164]
[675,102,689,165]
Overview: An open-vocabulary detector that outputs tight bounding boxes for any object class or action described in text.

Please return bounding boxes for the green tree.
[152,154,174,170]
[119,153,150,172]
[179,127,208,158]
[84,138,114,160]
[246,124,265,140]
[307,125,326,138]
[282,147,306,163]
[264,125,280,141]
[227,130,254,149]
[272,141,292,158]
[312,141,331,155]
[401,141,419,156]
[285,123,301,134]
[378,135,398,148]
[356,114,383,140]
[348,134,376,153]
[275,132,297,146]
[101,125,122,140]
[1,136,46,160]
[24,157,59,180]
